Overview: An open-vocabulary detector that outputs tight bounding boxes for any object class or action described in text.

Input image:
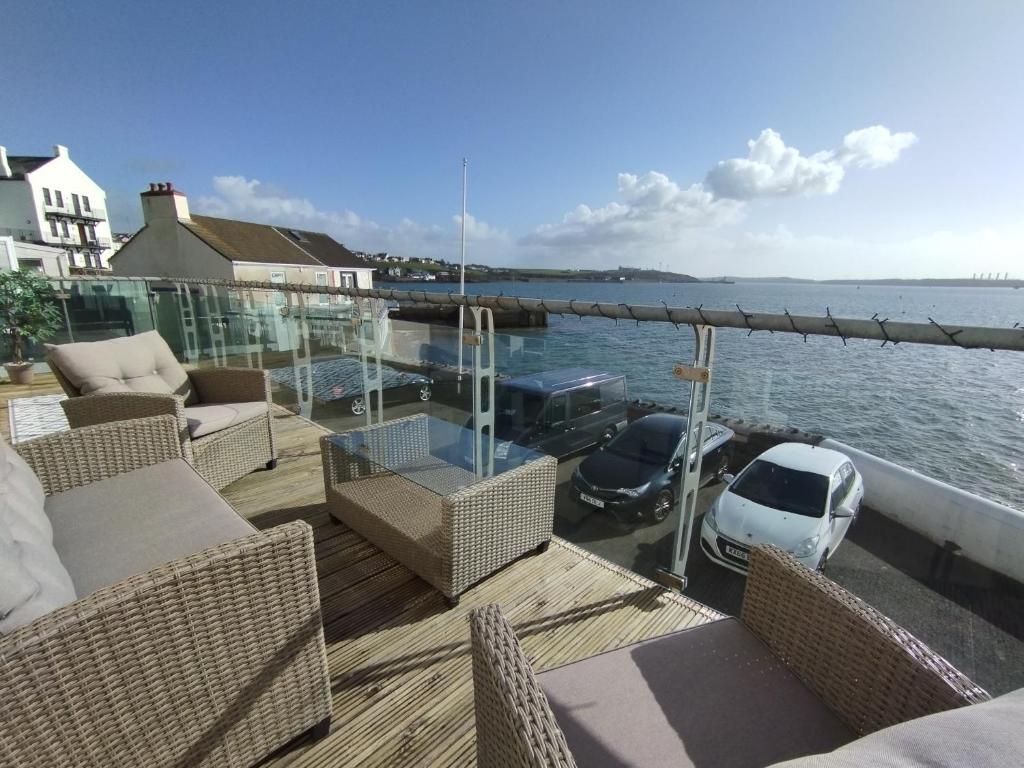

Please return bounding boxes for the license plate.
[725,545,749,561]
[580,492,605,509]
[494,442,510,459]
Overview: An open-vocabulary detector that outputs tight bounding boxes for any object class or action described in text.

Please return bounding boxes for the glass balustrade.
[35,276,1024,697]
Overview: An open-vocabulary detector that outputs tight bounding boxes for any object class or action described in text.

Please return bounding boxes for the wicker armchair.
[322,414,557,605]
[46,333,276,490]
[471,545,990,768]
[1,417,331,768]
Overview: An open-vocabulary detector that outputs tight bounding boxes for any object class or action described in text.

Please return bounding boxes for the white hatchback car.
[701,443,863,574]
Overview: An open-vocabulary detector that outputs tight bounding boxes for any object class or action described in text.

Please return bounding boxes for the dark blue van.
[490,368,628,458]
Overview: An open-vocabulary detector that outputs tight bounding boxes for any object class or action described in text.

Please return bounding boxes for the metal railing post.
[659,324,715,591]
[469,306,495,478]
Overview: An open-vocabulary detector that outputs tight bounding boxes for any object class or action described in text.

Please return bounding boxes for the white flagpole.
[457,158,467,379]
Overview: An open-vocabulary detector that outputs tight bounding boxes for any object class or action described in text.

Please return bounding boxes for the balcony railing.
[39,231,112,249]
[25,274,1024,699]
[43,202,107,221]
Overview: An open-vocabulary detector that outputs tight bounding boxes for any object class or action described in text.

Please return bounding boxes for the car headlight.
[704,501,719,532]
[793,535,820,558]
[615,484,648,498]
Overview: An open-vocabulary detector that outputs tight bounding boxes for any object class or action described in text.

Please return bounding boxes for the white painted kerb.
[821,438,1024,584]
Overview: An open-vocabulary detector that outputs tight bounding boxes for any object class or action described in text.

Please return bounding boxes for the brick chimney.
[141,182,191,222]
[0,146,9,178]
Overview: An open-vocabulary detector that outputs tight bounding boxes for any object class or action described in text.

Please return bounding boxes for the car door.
[566,385,605,452]
[533,392,573,457]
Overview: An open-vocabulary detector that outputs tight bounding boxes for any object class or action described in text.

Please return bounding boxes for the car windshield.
[495,388,545,432]
[729,459,829,517]
[605,421,682,464]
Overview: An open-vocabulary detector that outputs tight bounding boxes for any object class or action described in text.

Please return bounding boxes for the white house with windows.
[110,183,375,295]
[0,144,114,270]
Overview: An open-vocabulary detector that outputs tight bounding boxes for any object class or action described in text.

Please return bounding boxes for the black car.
[571,413,734,524]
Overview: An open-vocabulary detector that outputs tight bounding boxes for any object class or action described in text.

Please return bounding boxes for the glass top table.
[325,414,547,496]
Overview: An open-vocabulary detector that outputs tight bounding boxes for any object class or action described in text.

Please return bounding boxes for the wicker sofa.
[471,545,994,768]
[1,416,331,768]
[45,330,276,490]
[321,414,557,606]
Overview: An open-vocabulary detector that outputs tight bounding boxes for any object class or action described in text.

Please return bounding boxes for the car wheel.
[350,397,366,415]
[419,385,432,402]
[816,549,829,573]
[648,489,674,524]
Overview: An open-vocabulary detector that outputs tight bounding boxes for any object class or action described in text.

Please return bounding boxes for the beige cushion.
[769,688,1024,767]
[46,330,196,405]
[184,401,267,439]
[0,441,77,634]
[537,617,854,768]
[46,459,255,597]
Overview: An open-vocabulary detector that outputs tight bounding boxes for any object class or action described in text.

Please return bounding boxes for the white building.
[110,183,375,291]
[0,144,114,270]
[0,236,69,276]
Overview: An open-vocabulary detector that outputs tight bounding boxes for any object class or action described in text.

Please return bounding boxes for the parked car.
[467,368,628,459]
[701,443,864,574]
[571,413,735,524]
[268,356,432,415]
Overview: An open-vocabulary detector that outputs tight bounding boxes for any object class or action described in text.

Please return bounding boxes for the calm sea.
[388,279,1024,511]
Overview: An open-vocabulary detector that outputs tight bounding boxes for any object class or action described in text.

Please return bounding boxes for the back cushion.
[45,331,195,405]
[0,440,77,634]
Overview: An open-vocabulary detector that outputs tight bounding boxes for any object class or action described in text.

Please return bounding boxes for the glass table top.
[326,414,547,496]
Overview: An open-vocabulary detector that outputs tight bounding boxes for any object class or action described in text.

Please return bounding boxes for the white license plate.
[725,545,749,561]
[579,492,605,509]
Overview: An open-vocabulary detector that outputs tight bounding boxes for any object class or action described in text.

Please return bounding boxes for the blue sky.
[3,1,1022,278]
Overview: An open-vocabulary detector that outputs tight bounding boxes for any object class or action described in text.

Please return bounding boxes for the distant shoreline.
[718,277,1023,289]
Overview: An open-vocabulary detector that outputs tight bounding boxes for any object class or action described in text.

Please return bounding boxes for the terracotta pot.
[4,362,35,386]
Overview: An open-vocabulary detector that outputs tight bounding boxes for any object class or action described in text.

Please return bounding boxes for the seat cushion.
[184,401,267,439]
[0,440,77,634]
[46,330,196,404]
[770,687,1024,767]
[45,459,255,597]
[537,617,855,768]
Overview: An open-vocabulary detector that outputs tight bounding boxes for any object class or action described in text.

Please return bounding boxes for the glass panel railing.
[42,277,1024,696]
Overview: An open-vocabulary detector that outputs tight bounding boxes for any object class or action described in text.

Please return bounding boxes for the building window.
[83,195,91,212]
[43,188,52,206]
[315,272,329,304]
[18,258,44,274]
[55,190,64,207]
[49,220,59,237]
[60,221,70,238]
[87,224,97,242]
[270,270,286,306]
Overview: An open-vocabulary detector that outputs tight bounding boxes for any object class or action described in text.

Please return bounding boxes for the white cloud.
[195,175,507,259]
[525,125,917,257]
[705,125,917,200]
[836,125,918,169]
[522,172,743,248]
[705,129,845,200]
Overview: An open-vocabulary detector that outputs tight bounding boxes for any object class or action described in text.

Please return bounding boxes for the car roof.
[755,443,850,476]
[500,367,622,394]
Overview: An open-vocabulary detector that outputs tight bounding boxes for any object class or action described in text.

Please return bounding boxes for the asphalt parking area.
[553,454,1024,696]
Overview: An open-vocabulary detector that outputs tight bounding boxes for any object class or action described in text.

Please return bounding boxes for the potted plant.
[1,269,63,386]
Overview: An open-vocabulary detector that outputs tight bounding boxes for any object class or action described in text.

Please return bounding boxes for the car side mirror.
[833,505,854,519]
[723,473,735,485]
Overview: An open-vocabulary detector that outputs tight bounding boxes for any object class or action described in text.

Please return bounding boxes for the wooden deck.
[3,374,723,767]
